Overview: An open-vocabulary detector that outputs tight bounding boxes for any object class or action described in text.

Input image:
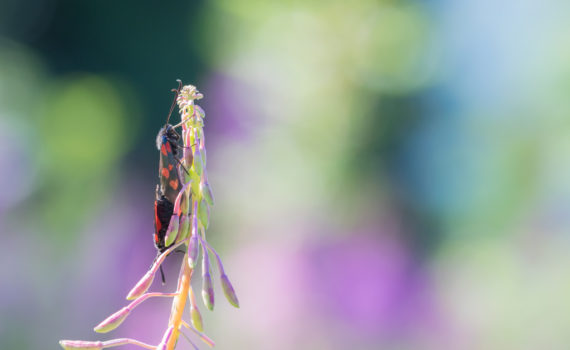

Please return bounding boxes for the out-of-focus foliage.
[1,0,570,349]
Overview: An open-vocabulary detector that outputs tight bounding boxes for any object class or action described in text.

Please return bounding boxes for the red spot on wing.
[168,164,173,170]
[169,179,179,190]
[165,142,172,153]
[154,201,162,234]
[161,144,167,156]
[161,168,170,178]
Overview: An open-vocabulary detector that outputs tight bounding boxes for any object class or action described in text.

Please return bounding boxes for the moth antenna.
[165,79,183,127]
[171,117,191,129]
[176,157,190,175]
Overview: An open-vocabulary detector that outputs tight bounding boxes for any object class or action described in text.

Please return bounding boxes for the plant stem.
[102,338,156,350]
[165,254,193,350]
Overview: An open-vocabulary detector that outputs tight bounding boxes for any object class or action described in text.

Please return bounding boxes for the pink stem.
[181,320,215,348]
[150,238,189,276]
[128,292,179,310]
[102,338,156,350]
[198,234,225,275]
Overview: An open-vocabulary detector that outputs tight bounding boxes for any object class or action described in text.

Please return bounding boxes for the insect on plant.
[60,81,239,350]
[154,81,189,283]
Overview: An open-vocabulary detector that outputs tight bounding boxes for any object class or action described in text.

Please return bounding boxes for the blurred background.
[1,0,570,349]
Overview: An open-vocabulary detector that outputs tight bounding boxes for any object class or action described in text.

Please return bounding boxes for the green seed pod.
[198,199,209,229]
[190,304,203,332]
[126,270,155,300]
[201,181,215,206]
[190,170,201,198]
[94,307,130,333]
[177,214,190,242]
[202,273,214,311]
[179,191,189,215]
[221,274,240,308]
[187,234,200,268]
[164,214,180,247]
[193,148,203,176]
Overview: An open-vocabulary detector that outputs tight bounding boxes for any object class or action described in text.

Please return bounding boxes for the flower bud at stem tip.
[190,305,204,332]
[221,274,240,308]
[188,235,200,268]
[126,270,155,300]
[94,307,130,333]
[164,214,180,247]
[202,273,215,311]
